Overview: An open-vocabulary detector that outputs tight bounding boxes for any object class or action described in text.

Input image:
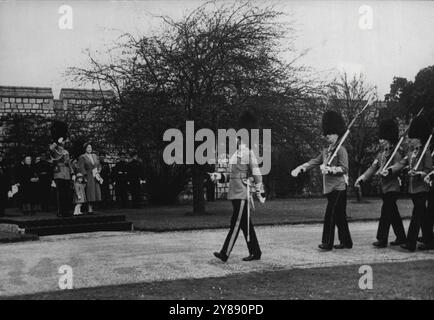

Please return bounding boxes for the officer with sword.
[209,110,265,263]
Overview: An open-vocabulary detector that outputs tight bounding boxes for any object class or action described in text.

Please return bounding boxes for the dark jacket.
[112,161,129,185]
[0,161,11,193]
[127,159,144,184]
[100,161,111,184]
[35,160,54,186]
[17,164,38,203]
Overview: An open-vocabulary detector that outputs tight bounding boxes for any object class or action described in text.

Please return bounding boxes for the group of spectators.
[0,148,146,217]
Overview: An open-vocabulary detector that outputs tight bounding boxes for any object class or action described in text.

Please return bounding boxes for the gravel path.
[0,221,433,297]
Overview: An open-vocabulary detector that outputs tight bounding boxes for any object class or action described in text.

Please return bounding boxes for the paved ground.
[0,220,433,297]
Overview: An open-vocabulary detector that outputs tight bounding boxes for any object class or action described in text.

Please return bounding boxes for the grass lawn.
[114,197,414,231]
[2,197,414,232]
[8,260,434,300]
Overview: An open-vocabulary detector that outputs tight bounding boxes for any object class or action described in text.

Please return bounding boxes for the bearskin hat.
[378,119,399,144]
[408,115,431,143]
[322,110,346,137]
[50,121,68,143]
[237,109,258,130]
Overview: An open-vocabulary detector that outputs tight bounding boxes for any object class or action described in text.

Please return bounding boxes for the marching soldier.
[209,110,264,262]
[355,119,406,247]
[424,164,434,250]
[292,110,353,251]
[383,115,432,251]
[422,113,434,250]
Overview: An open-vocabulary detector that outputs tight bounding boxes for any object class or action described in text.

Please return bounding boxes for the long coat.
[74,182,86,204]
[0,161,11,208]
[78,153,101,202]
[17,164,38,204]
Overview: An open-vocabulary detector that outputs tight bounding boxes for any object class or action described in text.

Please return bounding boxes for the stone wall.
[0,85,115,160]
[0,86,55,118]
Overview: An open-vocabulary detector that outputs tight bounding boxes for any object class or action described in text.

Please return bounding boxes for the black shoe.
[400,243,416,252]
[318,244,333,251]
[334,243,352,249]
[242,254,261,261]
[390,239,406,246]
[372,241,387,248]
[214,252,228,262]
[418,242,434,251]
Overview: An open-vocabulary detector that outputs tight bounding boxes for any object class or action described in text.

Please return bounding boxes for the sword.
[246,179,251,242]
[244,178,266,242]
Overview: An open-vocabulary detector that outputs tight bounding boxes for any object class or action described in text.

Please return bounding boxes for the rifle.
[413,127,434,171]
[376,107,425,174]
[327,96,375,166]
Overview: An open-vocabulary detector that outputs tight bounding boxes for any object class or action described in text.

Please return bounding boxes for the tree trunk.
[192,164,206,215]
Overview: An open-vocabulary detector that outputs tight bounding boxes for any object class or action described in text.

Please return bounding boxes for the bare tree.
[67,1,322,212]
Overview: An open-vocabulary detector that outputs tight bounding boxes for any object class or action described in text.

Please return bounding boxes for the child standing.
[73,173,86,216]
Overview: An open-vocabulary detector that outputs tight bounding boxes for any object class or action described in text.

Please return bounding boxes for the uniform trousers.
[376,192,406,243]
[407,192,430,249]
[220,199,261,258]
[55,179,71,217]
[322,190,353,248]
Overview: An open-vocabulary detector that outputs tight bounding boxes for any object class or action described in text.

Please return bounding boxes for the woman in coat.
[78,143,102,214]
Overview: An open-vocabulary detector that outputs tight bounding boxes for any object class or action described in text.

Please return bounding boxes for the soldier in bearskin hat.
[292,110,353,251]
[49,120,73,217]
[209,109,264,262]
[355,119,406,248]
[384,115,433,251]
[422,110,434,250]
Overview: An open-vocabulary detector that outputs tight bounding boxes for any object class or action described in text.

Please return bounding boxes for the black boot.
[372,241,387,248]
[213,252,228,262]
[418,242,434,251]
[390,239,406,246]
[242,254,261,261]
[400,243,416,252]
[318,244,333,251]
